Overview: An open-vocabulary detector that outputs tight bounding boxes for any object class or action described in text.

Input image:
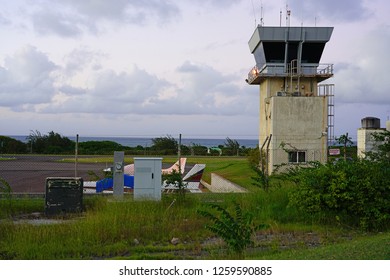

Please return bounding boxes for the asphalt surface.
[0,155,109,193]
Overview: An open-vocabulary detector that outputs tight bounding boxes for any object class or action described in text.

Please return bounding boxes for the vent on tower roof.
[361,117,381,129]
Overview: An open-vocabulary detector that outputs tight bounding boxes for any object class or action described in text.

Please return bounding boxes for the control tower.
[246,26,334,174]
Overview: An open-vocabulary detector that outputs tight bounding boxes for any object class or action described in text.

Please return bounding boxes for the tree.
[151,135,178,155]
[45,131,74,154]
[26,130,74,154]
[365,130,390,162]
[190,143,208,156]
[163,169,187,201]
[224,137,240,156]
[336,133,353,160]
[26,130,42,153]
[0,136,27,154]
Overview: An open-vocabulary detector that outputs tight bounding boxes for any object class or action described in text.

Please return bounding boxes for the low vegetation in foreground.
[0,154,389,260]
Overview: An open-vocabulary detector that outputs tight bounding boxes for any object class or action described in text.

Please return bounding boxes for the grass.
[0,156,389,260]
[0,197,43,219]
[254,232,390,260]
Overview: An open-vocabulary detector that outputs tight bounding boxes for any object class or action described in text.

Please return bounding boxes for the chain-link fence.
[0,155,112,194]
[0,154,237,195]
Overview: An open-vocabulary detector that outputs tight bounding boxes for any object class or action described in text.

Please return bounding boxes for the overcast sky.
[1,0,389,140]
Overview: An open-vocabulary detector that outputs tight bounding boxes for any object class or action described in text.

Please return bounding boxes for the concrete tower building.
[246,26,334,174]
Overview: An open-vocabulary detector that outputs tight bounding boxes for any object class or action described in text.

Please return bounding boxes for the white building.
[357,117,388,158]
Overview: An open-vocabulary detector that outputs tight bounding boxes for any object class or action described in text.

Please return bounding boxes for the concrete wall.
[258,78,319,148]
[264,95,327,173]
[357,128,385,158]
[258,73,328,174]
[201,173,248,193]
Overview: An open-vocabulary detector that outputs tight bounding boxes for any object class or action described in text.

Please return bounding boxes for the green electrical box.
[45,177,83,215]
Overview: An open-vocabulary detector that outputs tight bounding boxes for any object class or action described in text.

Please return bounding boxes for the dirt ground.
[0,155,110,193]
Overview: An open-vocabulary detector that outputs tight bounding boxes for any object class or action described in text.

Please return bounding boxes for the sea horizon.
[7,135,259,148]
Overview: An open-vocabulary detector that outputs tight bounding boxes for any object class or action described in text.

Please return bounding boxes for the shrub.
[0,136,27,154]
[198,202,267,257]
[287,160,390,231]
[0,177,13,217]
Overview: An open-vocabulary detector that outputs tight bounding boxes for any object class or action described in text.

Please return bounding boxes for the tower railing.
[246,63,334,84]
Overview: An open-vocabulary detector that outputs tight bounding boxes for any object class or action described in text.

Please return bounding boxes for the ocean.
[8,135,258,148]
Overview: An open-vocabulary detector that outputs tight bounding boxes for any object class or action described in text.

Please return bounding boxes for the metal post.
[260,136,269,173]
[113,151,124,197]
[75,134,79,177]
[178,134,182,174]
[265,134,272,176]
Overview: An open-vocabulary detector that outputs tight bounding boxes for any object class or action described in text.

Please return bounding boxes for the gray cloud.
[189,0,240,8]
[334,26,390,104]
[0,13,11,25]
[0,46,256,117]
[0,46,57,108]
[30,0,180,37]
[32,10,85,37]
[63,48,106,76]
[39,66,171,114]
[24,58,257,118]
[176,61,201,73]
[289,0,370,22]
[63,0,180,22]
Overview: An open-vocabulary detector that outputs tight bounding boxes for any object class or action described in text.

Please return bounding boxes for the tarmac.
[0,155,110,193]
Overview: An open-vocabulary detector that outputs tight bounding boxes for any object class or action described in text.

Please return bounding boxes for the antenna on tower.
[260,0,264,26]
[279,9,282,27]
[251,0,257,27]
[286,4,291,27]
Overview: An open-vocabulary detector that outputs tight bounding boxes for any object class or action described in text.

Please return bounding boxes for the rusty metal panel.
[45,177,83,215]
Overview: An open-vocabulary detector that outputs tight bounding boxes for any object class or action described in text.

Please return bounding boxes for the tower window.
[288,151,306,163]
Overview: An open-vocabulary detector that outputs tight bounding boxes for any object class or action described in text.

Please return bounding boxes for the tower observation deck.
[246,26,334,85]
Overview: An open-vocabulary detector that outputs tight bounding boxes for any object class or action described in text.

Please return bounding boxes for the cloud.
[289,0,370,22]
[38,66,171,114]
[64,0,180,22]
[63,48,106,76]
[174,61,257,115]
[176,61,201,73]
[186,0,240,8]
[334,26,390,104]
[0,44,257,118]
[1,54,255,119]
[32,9,86,37]
[0,13,11,25]
[29,0,180,37]
[0,45,58,108]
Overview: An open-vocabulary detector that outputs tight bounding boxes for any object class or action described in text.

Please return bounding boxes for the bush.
[198,202,267,257]
[150,135,178,155]
[0,136,27,154]
[79,141,130,155]
[27,130,74,154]
[286,160,390,231]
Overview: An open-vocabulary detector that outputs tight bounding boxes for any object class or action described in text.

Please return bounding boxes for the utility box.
[113,151,125,197]
[45,177,83,215]
[134,158,162,200]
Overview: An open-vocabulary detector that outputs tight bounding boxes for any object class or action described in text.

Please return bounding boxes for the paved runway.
[0,155,109,193]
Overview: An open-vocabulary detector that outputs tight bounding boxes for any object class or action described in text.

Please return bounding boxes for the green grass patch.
[255,232,390,260]
[0,156,388,260]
